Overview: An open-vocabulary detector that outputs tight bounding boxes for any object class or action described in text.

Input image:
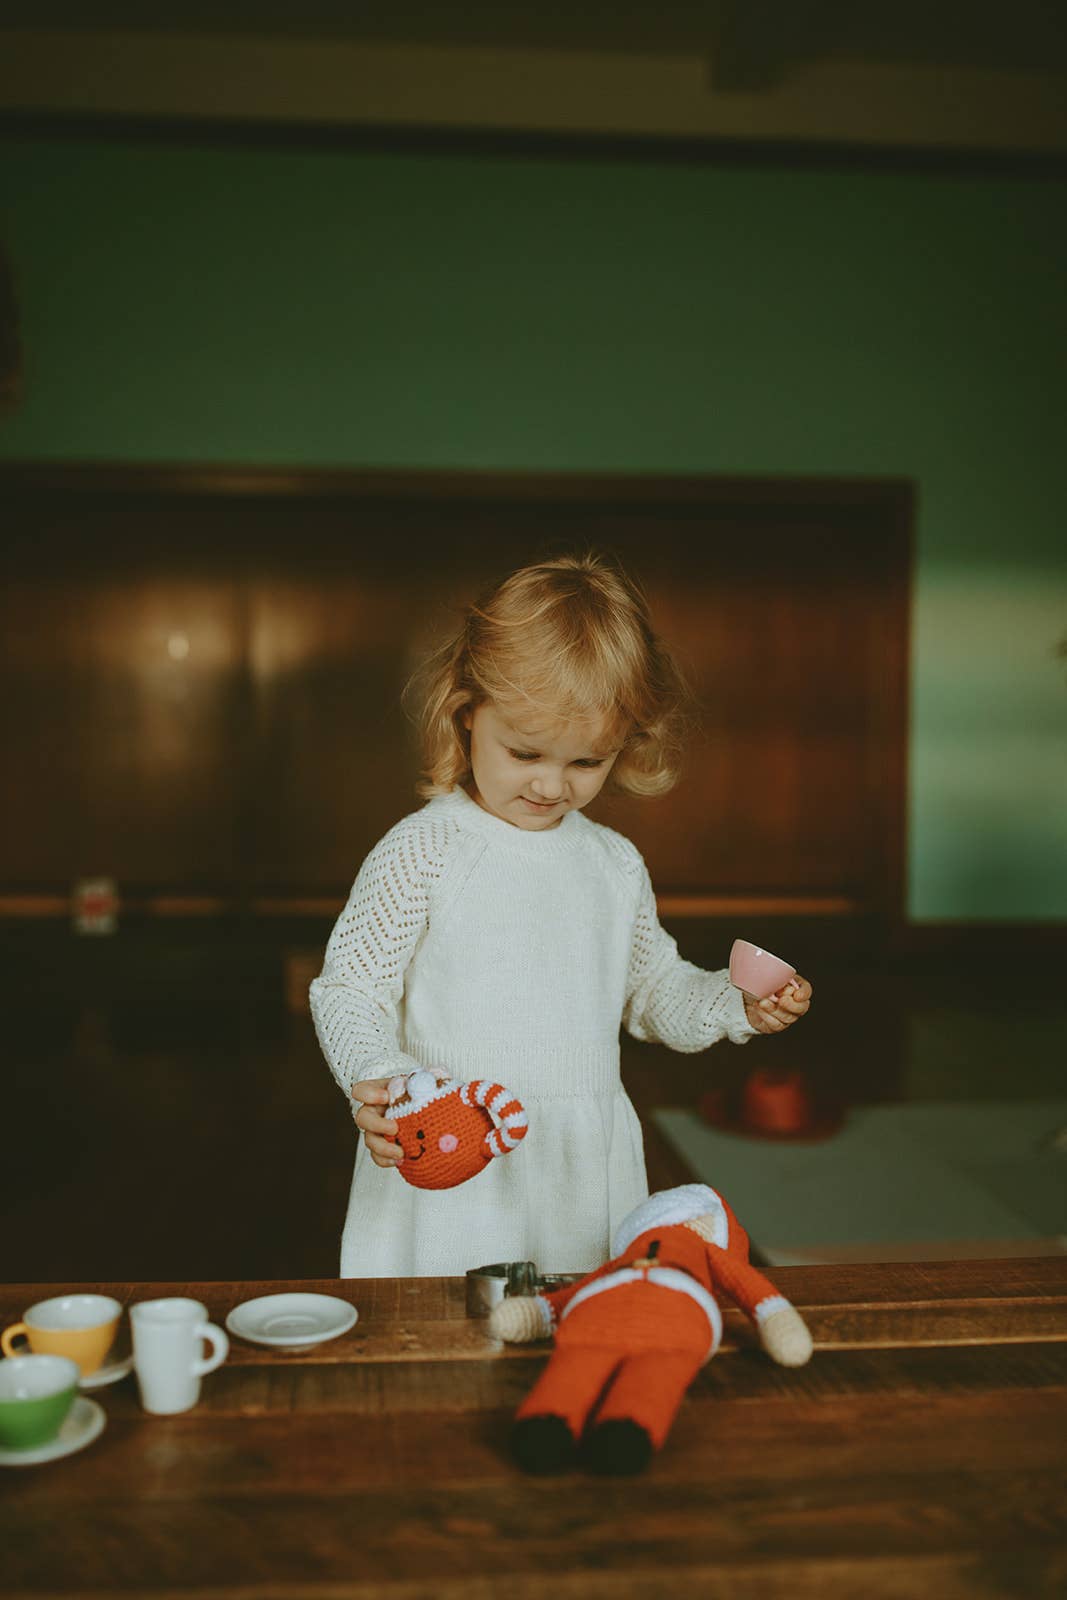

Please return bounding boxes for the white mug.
[131,1298,229,1415]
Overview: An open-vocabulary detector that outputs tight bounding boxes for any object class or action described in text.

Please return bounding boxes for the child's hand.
[743,976,812,1035]
[351,1078,404,1168]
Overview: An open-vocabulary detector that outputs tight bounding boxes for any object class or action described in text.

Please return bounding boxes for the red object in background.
[72,877,119,935]
[700,1067,841,1142]
[743,1068,813,1135]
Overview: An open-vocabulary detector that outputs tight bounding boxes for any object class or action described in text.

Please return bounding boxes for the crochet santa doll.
[489,1183,812,1475]
[385,1068,528,1190]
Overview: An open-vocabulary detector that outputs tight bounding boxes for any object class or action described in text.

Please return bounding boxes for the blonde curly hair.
[406,551,693,799]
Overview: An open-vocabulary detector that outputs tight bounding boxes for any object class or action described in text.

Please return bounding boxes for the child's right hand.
[351,1078,404,1168]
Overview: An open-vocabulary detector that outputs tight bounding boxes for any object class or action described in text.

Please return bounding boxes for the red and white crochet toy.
[489,1182,813,1474]
[385,1068,529,1190]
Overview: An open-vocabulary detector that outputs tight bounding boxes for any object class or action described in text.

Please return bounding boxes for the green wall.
[2,134,1065,919]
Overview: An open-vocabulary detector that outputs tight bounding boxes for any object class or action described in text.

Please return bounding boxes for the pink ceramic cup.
[729,938,797,1000]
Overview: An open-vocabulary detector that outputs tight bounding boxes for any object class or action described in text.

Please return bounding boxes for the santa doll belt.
[562,1267,724,1356]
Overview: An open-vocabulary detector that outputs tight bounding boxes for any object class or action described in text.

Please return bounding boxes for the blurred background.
[1,2,1065,1282]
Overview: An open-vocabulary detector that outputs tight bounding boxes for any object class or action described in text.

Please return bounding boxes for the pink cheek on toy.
[438,1133,459,1154]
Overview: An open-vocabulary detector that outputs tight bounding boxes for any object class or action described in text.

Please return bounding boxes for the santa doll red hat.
[490,1182,813,1475]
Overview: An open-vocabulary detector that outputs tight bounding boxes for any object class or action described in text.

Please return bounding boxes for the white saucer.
[225,1293,358,1351]
[79,1353,134,1390]
[0,1397,106,1467]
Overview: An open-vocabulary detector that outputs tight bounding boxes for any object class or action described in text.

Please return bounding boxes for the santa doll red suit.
[489,1183,813,1475]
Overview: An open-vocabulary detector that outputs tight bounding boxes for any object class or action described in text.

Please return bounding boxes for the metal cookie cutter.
[465,1261,537,1318]
[465,1261,583,1317]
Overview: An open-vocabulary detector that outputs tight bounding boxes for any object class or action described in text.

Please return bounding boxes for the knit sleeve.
[622,857,757,1052]
[308,813,451,1099]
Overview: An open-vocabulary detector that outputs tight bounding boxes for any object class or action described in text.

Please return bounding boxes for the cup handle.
[0,1322,30,1358]
[192,1322,229,1378]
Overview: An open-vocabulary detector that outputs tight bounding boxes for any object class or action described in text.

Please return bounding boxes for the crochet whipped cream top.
[310,786,756,1277]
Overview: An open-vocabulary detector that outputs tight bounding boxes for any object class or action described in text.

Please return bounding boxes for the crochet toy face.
[386,1069,529,1190]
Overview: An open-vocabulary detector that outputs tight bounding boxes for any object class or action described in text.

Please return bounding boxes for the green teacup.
[0,1354,79,1449]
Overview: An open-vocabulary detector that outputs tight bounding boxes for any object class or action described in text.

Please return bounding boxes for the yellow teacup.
[2,1294,122,1376]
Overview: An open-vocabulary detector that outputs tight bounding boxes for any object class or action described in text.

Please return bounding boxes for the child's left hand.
[743,976,812,1034]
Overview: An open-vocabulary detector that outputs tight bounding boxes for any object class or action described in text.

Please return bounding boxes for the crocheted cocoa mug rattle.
[385,1068,529,1190]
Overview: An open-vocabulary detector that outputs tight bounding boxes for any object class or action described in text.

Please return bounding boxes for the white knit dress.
[309,787,756,1278]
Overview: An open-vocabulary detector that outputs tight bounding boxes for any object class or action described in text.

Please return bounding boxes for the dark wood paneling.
[0,464,911,919]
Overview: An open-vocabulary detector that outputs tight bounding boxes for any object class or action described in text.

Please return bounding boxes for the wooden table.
[2,1261,1066,1598]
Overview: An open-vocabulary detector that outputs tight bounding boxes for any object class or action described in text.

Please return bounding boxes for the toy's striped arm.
[461,1080,529,1161]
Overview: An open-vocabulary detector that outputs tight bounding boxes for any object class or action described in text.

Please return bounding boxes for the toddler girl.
[309,553,811,1277]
